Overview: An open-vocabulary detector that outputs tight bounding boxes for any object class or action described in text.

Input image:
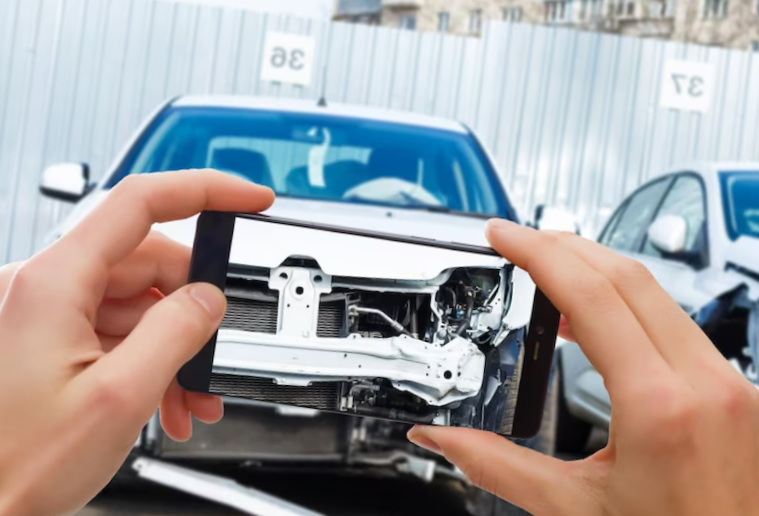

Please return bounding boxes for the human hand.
[408,219,759,516]
[0,170,274,516]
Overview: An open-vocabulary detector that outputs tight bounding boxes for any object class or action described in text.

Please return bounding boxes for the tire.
[555,361,592,454]
[465,366,559,516]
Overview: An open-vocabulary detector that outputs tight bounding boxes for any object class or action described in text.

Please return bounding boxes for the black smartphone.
[178,211,560,439]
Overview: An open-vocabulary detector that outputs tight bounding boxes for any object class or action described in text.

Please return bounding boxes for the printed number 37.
[672,74,704,97]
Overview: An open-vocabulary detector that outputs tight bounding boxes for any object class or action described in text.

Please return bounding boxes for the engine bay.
[210,261,522,428]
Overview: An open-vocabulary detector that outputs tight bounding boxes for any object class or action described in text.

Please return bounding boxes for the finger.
[548,231,735,382]
[558,316,576,342]
[486,219,672,391]
[36,169,273,318]
[408,426,591,516]
[185,392,224,424]
[160,379,192,441]
[104,232,191,299]
[80,282,226,427]
[95,289,163,337]
[0,262,22,301]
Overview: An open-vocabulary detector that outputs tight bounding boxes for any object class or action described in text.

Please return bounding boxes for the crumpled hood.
[724,236,759,278]
[152,197,506,281]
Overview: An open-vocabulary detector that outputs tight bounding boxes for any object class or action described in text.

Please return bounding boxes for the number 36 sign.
[660,59,714,113]
[260,32,316,86]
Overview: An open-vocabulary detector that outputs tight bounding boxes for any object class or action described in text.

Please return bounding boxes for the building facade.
[334,0,759,50]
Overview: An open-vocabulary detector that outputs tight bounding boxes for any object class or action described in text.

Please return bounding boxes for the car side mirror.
[39,163,90,202]
[533,204,581,235]
[647,214,687,254]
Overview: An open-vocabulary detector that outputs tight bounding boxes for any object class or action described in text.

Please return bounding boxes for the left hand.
[0,170,274,516]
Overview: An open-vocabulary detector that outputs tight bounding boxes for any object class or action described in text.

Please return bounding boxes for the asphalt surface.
[76,473,472,516]
[75,430,608,516]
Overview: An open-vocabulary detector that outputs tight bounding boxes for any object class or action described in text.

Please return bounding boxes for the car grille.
[316,299,346,338]
[209,373,341,410]
[220,292,347,338]
[221,296,278,334]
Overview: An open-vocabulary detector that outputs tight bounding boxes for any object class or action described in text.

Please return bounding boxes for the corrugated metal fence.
[2,0,759,264]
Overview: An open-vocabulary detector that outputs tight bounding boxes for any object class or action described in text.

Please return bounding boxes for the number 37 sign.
[260,32,316,86]
[660,59,715,113]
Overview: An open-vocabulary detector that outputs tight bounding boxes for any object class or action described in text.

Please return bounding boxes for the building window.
[469,9,483,34]
[611,0,636,17]
[702,0,727,18]
[502,7,524,21]
[437,11,450,32]
[546,0,568,22]
[586,0,603,18]
[666,0,676,16]
[399,15,416,30]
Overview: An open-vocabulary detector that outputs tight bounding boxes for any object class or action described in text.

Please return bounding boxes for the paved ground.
[76,472,473,516]
[75,430,608,516]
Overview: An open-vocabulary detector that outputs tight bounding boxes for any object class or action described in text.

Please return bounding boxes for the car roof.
[662,162,759,177]
[172,95,468,134]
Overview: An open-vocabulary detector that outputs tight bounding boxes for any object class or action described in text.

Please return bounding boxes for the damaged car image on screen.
[175,213,548,437]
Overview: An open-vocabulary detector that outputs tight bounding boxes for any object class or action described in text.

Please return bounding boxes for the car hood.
[724,236,759,293]
[151,197,506,281]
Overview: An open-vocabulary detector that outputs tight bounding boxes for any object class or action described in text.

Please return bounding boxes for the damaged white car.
[556,164,759,453]
[39,95,557,516]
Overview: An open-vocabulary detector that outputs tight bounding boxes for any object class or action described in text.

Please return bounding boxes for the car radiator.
[214,287,347,410]
[209,373,341,411]
[220,292,346,338]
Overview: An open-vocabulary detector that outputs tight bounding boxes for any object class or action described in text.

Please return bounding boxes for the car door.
[632,173,711,315]
[566,177,676,422]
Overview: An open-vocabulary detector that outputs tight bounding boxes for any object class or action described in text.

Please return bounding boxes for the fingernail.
[485,218,517,232]
[188,283,226,321]
[407,429,442,455]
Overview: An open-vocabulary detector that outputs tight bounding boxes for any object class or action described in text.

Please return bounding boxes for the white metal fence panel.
[1,0,759,264]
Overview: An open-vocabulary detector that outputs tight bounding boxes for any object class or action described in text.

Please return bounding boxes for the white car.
[556,163,759,453]
[40,95,557,516]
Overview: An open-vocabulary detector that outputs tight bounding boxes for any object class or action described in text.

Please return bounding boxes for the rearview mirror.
[647,215,687,254]
[39,163,90,202]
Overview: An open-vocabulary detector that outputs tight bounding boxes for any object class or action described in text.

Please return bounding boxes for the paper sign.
[660,59,714,113]
[260,32,316,86]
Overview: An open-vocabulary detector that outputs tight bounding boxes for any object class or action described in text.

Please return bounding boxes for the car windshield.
[720,172,759,241]
[106,106,513,220]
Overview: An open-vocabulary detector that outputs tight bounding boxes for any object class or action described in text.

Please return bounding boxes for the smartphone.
[178,211,560,439]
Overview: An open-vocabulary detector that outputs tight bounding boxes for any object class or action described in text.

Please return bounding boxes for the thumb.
[86,282,226,415]
[407,426,585,516]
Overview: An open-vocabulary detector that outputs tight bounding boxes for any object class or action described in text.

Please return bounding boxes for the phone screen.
[178,211,559,438]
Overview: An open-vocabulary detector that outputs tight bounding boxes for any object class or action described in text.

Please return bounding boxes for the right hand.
[408,219,759,516]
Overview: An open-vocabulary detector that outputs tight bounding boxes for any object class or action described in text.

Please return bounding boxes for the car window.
[642,175,707,260]
[598,205,625,245]
[719,171,759,241]
[107,106,514,220]
[602,178,672,253]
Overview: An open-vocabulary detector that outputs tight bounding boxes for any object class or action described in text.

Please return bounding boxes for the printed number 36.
[271,47,305,70]
[672,74,704,97]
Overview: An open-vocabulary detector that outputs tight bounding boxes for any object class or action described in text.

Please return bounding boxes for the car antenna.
[317,63,328,107]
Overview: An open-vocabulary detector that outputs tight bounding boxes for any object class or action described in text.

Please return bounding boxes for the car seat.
[285,160,368,198]
[211,148,274,188]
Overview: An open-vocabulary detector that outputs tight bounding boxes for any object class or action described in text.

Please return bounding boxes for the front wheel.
[465,368,559,516]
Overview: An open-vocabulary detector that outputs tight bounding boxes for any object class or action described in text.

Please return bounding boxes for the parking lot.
[76,474,472,516]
